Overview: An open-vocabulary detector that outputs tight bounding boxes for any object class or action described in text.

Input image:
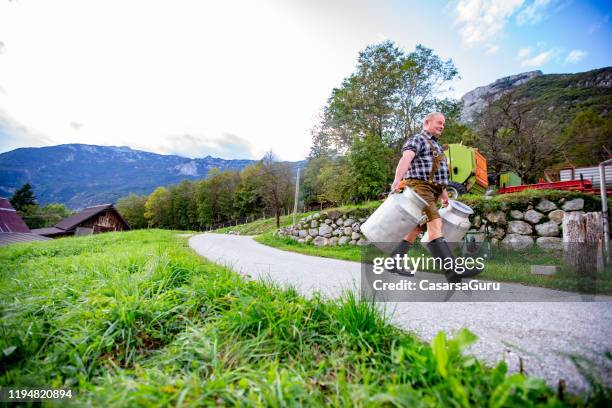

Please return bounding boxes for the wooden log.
[562,211,604,275]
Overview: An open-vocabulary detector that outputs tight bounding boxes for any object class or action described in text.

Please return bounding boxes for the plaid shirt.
[401,130,449,185]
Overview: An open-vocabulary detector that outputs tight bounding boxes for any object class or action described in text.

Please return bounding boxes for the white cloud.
[454,0,569,50]
[516,0,552,25]
[517,47,532,58]
[565,49,587,64]
[454,0,525,48]
[520,48,558,67]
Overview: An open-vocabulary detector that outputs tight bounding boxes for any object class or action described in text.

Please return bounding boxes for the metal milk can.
[361,187,428,252]
[421,199,473,250]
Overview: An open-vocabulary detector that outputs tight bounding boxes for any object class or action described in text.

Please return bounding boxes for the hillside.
[460,67,612,124]
[0,144,286,209]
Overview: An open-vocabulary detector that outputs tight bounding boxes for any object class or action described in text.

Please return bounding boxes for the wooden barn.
[0,197,52,246]
[32,204,131,238]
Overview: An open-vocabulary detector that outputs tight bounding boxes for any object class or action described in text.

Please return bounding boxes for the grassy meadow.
[0,230,600,406]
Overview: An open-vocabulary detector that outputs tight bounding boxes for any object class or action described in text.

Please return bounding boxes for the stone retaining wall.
[277,196,599,250]
[276,210,369,246]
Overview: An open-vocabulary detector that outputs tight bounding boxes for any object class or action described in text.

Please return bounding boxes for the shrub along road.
[189,233,612,394]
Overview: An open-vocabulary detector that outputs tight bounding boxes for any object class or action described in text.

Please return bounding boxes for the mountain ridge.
[459,66,612,124]
[0,143,300,209]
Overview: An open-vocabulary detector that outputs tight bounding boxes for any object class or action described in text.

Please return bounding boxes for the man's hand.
[440,189,449,207]
[391,179,401,192]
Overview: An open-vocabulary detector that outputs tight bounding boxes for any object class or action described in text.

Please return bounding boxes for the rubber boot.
[426,237,484,281]
[388,240,413,276]
[426,237,462,283]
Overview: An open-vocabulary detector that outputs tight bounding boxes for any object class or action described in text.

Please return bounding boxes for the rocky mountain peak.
[460,70,543,123]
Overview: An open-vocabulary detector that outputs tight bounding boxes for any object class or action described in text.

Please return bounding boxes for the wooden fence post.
[563,211,603,274]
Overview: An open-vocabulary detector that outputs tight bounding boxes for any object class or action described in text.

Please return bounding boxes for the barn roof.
[55,204,130,230]
[0,198,31,233]
[0,232,52,246]
[31,227,67,236]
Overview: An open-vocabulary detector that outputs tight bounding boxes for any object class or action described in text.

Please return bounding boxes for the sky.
[0,0,610,161]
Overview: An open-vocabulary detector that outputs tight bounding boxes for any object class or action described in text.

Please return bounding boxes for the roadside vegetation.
[2,230,605,406]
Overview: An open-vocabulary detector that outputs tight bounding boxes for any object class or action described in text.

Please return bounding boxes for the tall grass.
[0,230,597,406]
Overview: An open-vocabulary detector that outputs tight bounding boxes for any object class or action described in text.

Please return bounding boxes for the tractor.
[443,143,521,198]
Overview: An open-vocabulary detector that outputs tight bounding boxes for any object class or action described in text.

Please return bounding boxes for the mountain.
[0,144,286,209]
[460,67,612,124]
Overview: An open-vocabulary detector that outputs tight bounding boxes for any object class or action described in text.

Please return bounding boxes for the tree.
[562,109,612,166]
[312,41,459,154]
[169,180,198,230]
[255,152,294,228]
[234,164,265,217]
[349,133,393,202]
[395,45,459,145]
[194,168,241,227]
[144,187,172,228]
[475,92,564,183]
[10,183,37,211]
[317,157,353,205]
[116,193,148,229]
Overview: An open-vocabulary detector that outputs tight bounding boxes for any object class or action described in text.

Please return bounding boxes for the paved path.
[189,233,612,393]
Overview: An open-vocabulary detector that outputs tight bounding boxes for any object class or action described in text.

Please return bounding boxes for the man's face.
[425,115,445,136]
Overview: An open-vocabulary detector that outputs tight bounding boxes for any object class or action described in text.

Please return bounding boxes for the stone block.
[507,220,533,235]
[535,221,559,237]
[524,210,544,224]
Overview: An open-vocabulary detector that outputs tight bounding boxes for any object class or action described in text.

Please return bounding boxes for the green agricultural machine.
[444,143,521,198]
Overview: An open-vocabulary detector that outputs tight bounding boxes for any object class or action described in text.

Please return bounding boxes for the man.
[390,112,478,282]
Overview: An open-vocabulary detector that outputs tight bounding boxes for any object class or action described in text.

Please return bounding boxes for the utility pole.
[292,168,300,226]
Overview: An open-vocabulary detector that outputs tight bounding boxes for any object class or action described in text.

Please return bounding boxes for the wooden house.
[32,204,130,238]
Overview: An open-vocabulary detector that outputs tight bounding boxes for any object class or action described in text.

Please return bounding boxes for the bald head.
[423,112,445,137]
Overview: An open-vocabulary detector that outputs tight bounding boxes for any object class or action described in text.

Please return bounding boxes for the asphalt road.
[189,233,612,393]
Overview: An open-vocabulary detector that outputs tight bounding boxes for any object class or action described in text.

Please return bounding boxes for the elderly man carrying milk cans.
[390,112,482,282]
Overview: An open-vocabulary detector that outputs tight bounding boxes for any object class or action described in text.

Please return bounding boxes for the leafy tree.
[234,164,265,217]
[255,152,294,228]
[396,46,459,145]
[10,183,37,211]
[144,187,172,228]
[317,158,353,206]
[116,193,148,229]
[312,41,459,154]
[349,133,393,202]
[169,180,198,230]
[194,168,241,227]
[303,153,334,206]
[561,109,612,166]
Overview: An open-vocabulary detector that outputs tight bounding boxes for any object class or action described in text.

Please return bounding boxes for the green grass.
[460,189,606,214]
[256,233,612,295]
[213,213,314,235]
[214,201,383,236]
[1,230,603,406]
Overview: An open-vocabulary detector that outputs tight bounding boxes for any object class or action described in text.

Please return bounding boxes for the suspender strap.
[425,137,444,183]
